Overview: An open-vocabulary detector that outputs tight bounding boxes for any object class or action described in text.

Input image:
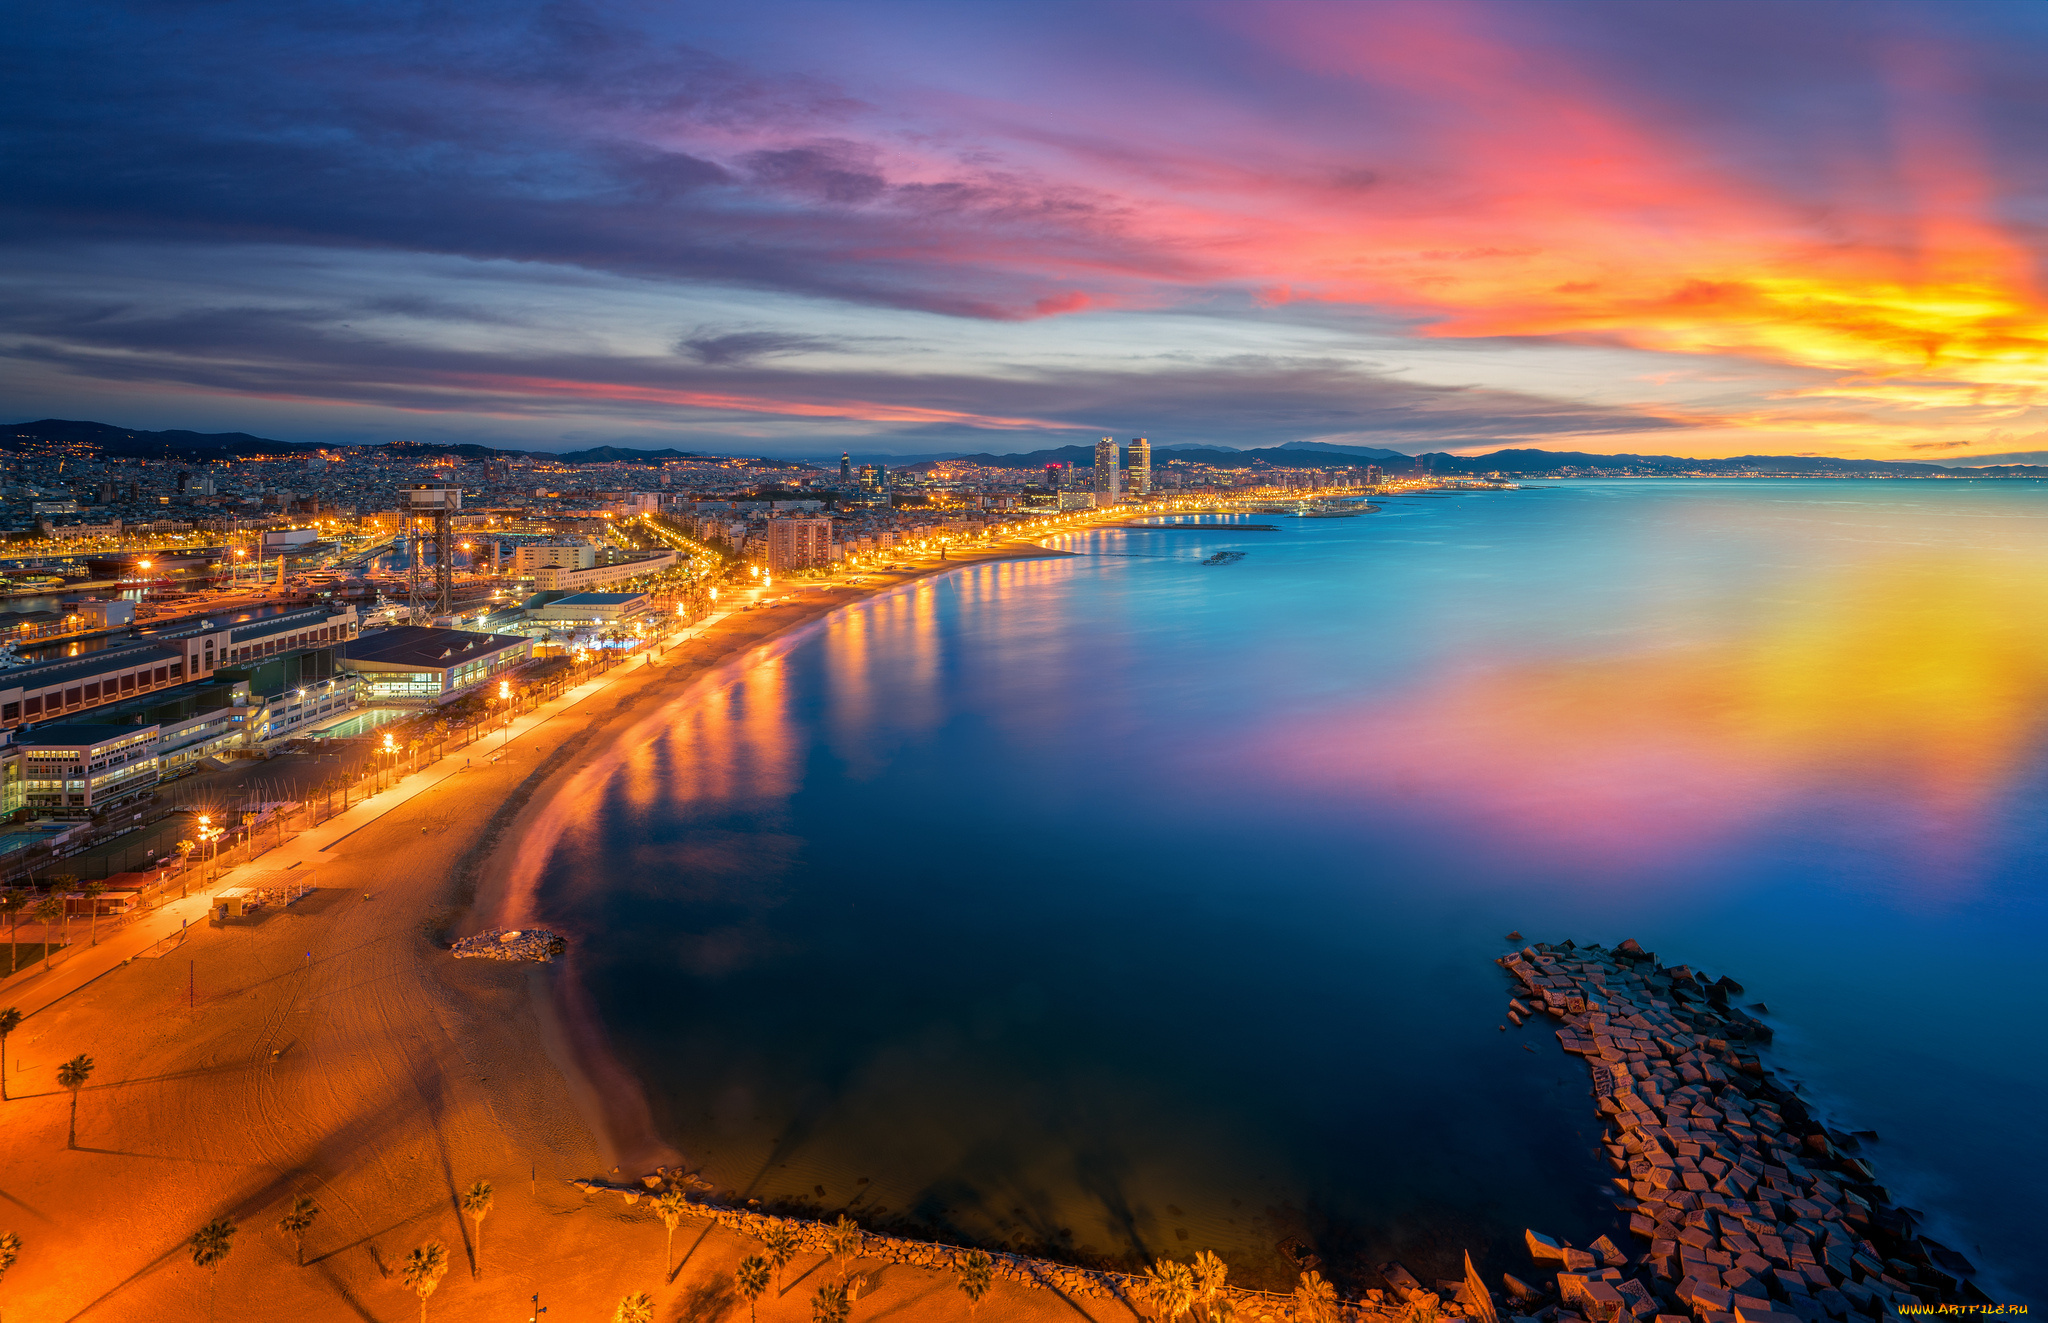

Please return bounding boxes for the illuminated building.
[1093,437,1120,500]
[1128,437,1151,496]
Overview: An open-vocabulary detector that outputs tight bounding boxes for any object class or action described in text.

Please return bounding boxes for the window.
[121,673,137,692]
[82,683,99,701]
[24,697,41,716]
[171,661,184,678]
[153,667,167,683]
[63,688,80,707]
[0,703,14,721]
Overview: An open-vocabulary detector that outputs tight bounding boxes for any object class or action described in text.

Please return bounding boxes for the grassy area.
[0,943,68,976]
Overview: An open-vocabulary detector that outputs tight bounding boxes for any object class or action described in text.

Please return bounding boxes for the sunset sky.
[6,0,2047,459]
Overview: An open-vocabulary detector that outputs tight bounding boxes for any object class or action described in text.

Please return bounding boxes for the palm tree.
[736,1254,771,1323]
[763,1223,798,1295]
[31,897,61,969]
[1294,1270,1338,1323]
[0,1008,19,1102]
[278,1195,319,1267]
[654,1188,686,1278]
[402,1242,448,1322]
[616,1291,655,1323]
[56,1055,93,1148]
[190,1218,235,1322]
[175,839,196,896]
[81,882,105,946]
[45,876,76,950]
[0,894,22,975]
[462,1179,493,1278]
[825,1214,862,1280]
[1145,1259,1194,1323]
[957,1249,993,1318]
[811,1279,851,1323]
[1192,1250,1228,1322]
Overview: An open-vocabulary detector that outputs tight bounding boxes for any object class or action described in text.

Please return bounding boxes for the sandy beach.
[0,534,1146,1323]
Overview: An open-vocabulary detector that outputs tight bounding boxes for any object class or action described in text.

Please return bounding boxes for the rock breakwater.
[451,928,566,962]
[1499,938,1988,1322]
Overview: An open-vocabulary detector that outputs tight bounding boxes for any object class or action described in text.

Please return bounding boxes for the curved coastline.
[466,537,1078,1170]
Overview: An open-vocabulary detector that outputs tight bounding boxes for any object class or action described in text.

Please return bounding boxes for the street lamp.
[498,680,513,745]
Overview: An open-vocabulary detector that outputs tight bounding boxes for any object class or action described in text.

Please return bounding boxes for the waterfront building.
[15,723,161,816]
[530,549,677,591]
[767,516,834,574]
[338,625,532,705]
[1058,491,1098,511]
[1128,437,1151,496]
[513,542,599,574]
[1094,438,1121,499]
[88,677,253,771]
[525,592,652,627]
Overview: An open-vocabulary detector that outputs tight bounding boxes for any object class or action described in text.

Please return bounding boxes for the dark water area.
[534,481,2048,1299]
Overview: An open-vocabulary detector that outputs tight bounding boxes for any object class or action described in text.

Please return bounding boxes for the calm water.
[534,481,2047,1298]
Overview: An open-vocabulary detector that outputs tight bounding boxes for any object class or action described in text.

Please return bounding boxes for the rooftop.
[15,722,161,749]
[547,593,647,606]
[340,625,527,669]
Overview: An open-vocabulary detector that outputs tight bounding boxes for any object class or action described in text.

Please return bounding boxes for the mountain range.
[2,420,814,468]
[9,419,2044,479]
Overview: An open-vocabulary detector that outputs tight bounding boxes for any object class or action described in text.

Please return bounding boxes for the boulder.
[1591,1236,1628,1267]
[1527,1230,1567,1262]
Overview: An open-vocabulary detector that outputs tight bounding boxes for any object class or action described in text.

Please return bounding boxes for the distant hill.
[1406,449,2048,477]
[5,418,322,460]
[3,420,816,468]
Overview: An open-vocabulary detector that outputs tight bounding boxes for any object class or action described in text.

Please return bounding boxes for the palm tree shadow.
[675,1269,737,1320]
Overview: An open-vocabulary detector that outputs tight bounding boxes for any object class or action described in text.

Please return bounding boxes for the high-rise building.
[840,452,853,483]
[1128,437,1151,496]
[1044,462,1066,490]
[1365,464,1383,486]
[1093,437,1121,499]
[767,516,834,574]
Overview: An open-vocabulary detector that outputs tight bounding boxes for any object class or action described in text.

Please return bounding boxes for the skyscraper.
[1128,437,1151,496]
[1093,437,1121,499]
[840,452,852,483]
[1044,462,1066,490]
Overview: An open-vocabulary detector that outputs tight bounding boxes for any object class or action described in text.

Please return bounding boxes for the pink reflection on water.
[1262,557,2048,881]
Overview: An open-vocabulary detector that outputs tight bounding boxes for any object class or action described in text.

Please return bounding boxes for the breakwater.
[1499,939,1987,1317]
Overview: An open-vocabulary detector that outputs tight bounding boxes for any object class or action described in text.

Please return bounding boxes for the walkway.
[2,609,731,1022]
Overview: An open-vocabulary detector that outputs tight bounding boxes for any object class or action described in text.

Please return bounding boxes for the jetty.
[451,927,566,962]
[1499,938,1986,1318]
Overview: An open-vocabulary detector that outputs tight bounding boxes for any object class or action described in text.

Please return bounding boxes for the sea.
[530,480,2046,1300]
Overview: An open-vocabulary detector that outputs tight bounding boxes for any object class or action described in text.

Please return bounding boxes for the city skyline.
[6,2,2047,461]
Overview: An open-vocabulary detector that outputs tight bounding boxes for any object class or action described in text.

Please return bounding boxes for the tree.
[736,1255,771,1323]
[46,877,76,949]
[462,1179,493,1279]
[0,894,22,975]
[957,1249,993,1318]
[31,897,61,969]
[1145,1259,1195,1323]
[0,1008,19,1103]
[825,1214,862,1280]
[1294,1270,1338,1323]
[278,1195,319,1267]
[763,1223,798,1295]
[81,881,106,946]
[811,1279,851,1323]
[654,1188,687,1278]
[402,1242,449,1322]
[190,1218,235,1323]
[1192,1250,1229,1322]
[56,1054,93,1148]
[616,1291,655,1323]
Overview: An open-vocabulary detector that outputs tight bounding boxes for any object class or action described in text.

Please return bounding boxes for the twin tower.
[1093,436,1151,499]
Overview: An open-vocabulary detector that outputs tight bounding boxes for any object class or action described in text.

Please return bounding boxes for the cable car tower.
[403,484,461,623]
